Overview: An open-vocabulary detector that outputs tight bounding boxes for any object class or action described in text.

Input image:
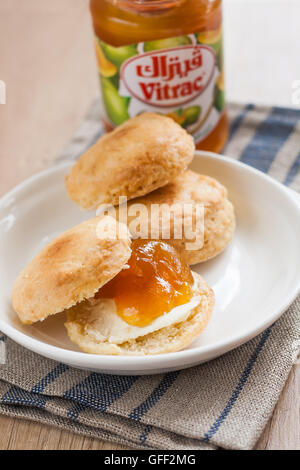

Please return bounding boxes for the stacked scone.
[12,113,235,355]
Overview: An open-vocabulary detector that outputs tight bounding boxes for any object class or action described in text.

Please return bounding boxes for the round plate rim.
[0,151,300,372]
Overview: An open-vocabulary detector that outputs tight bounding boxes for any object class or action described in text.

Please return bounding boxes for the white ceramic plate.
[0,151,300,375]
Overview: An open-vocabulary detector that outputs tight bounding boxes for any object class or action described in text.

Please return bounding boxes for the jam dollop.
[96,239,194,327]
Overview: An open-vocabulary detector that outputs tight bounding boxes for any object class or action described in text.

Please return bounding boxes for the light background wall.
[0,0,299,195]
[224,0,300,107]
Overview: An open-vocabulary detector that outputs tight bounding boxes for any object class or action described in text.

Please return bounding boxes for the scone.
[12,216,131,324]
[11,217,214,354]
[65,113,195,210]
[113,170,235,265]
[65,239,214,356]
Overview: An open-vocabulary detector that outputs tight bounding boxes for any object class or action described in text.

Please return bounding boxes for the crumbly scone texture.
[183,198,235,264]
[12,216,131,325]
[65,272,214,356]
[115,170,235,265]
[65,113,195,210]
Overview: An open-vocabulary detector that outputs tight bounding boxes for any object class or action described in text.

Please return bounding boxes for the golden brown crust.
[12,216,131,325]
[65,113,195,210]
[115,170,235,265]
[182,198,235,264]
[65,272,214,356]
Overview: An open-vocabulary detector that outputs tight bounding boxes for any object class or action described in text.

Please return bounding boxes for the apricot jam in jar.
[90,0,228,153]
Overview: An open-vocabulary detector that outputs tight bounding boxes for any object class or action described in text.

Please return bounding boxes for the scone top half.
[65,113,195,210]
[12,216,131,325]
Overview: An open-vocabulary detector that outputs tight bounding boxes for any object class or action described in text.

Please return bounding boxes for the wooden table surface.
[0,0,299,450]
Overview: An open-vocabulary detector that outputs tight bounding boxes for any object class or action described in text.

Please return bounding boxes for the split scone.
[65,113,195,210]
[65,238,214,356]
[11,215,214,355]
[113,170,235,265]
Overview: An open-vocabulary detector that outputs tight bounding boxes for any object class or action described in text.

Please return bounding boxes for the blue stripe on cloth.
[1,385,47,408]
[201,326,273,443]
[239,107,300,173]
[31,363,69,394]
[64,373,138,417]
[89,128,104,145]
[227,103,254,143]
[140,425,153,447]
[67,402,88,421]
[130,371,180,423]
[284,150,300,186]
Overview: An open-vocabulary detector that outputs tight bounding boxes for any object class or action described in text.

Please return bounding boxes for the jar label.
[95,30,225,143]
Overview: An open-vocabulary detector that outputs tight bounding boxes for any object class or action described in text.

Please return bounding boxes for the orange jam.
[96,239,194,327]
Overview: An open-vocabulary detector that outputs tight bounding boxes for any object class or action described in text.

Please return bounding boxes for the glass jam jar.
[90,0,228,153]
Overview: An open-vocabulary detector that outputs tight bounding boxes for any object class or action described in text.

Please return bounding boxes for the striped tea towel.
[0,102,300,450]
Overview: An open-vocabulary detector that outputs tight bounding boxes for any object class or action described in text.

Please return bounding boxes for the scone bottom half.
[64,239,215,356]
